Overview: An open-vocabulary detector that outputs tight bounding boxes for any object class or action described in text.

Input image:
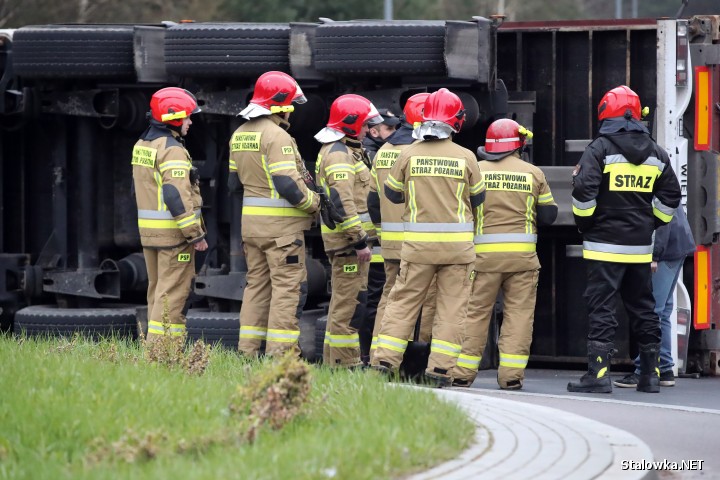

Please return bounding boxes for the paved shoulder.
[412,388,654,480]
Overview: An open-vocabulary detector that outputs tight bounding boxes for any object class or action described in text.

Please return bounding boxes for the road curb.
[411,388,655,480]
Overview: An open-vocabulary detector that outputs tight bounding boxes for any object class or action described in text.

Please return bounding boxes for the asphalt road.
[464,369,720,479]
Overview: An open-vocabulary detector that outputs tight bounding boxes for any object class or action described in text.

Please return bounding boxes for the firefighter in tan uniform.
[230,71,320,357]
[132,87,208,343]
[315,94,383,368]
[371,88,486,386]
[451,119,558,389]
[367,92,437,361]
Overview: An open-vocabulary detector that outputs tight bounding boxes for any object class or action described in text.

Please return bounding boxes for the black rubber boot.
[637,343,660,393]
[567,341,614,393]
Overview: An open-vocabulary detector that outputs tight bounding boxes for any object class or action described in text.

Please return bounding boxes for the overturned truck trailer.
[0,15,718,373]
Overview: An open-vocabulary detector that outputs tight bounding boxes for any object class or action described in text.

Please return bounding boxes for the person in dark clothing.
[362,107,400,161]
[358,107,400,364]
[567,85,681,394]
[614,206,695,388]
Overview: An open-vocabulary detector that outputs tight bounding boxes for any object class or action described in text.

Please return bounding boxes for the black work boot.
[637,343,660,393]
[567,341,614,393]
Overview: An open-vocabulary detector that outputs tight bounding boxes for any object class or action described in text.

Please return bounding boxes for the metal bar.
[76,118,98,270]
[51,120,67,264]
[615,0,623,19]
[383,0,393,21]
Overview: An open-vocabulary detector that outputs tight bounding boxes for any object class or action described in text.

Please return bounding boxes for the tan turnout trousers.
[239,232,307,356]
[373,261,473,380]
[453,268,539,388]
[144,244,195,342]
[324,250,370,367]
[370,261,437,360]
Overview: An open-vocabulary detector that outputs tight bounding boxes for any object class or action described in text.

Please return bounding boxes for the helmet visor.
[365,103,383,126]
[293,84,307,104]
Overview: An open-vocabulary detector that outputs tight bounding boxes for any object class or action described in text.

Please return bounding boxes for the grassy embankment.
[0,334,474,480]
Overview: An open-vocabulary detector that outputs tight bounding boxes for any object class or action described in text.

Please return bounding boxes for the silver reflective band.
[583,241,653,255]
[474,233,537,244]
[359,212,372,222]
[381,222,404,232]
[267,332,300,340]
[652,197,676,215]
[372,246,382,255]
[572,198,597,209]
[603,154,628,165]
[644,157,665,171]
[137,209,174,219]
[489,137,520,143]
[326,337,359,345]
[404,222,474,232]
[242,197,295,208]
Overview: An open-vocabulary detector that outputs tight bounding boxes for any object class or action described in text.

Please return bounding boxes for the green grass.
[0,335,474,480]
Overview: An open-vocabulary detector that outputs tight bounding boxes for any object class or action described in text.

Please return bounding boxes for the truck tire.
[185,310,239,349]
[314,21,447,75]
[12,25,135,79]
[13,305,138,340]
[165,23,290,77]
[314,315,327,364]
[298,308,326,362]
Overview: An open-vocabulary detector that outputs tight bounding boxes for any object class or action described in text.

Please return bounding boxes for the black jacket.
[572,118,681,263]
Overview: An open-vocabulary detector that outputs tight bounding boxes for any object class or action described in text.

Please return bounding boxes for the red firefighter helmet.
[484,119,526,153]
[326,94,383,137]
[403,92,431,126]
[249,71,306,113]
[422,88,465,132]
[597,85,641,121]
[150,87,200,127]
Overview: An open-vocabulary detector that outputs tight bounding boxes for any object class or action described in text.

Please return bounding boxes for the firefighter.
[362,107,400,161]
[371,88,486,387]
[359,106,400,364]
[567,85,681,393]
[132,87,208,343]
[367,92,437,361]
[230,71,320,357]
[451,119,558,390]
[315,94,383,368]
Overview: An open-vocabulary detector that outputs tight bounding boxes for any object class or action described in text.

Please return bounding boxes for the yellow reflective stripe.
[267,161,298,173]
[525,195,534,234]
[457,353,481,369]
[572,205,596,217]
[603,163,660,192]
[139,218,179,229]
[430,338,462,358]
[240,326,267,339]
[376,334,408,353]
[321,215,361,232]
[148,320,186,336]
[475,204,484,235]
[229,159,237,172]
[362,221,375,231]
[538,192,554,204]
[470,179,485,195]
[386,174,403,191]
[583,249,652,263]
[242,206,311,217]
[499,352,529,368]
[158,160,191,173]
[176,213,198,228]
[381,231,404,241]
[261,154,278,199]
[161,111,187,122]
[298,190,315,211]
[325,164,354,174]
[474,243,536,253]
[456,182,466,222]
[404,231,473,242]
[370,336,378,351]
[597,366,608,378]
[653,207,673,223]
[325,332,360,347]
[266,329,300,343]
[409,181,417,223]
[353,162,366,173]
